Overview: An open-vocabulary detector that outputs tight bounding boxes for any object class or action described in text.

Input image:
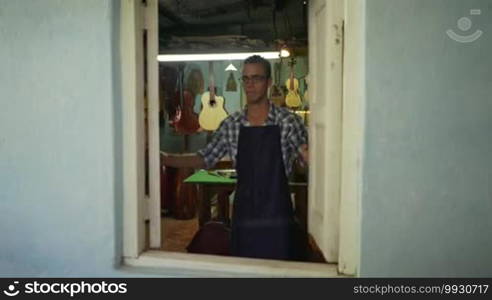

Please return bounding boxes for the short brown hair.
[244,55,272,79]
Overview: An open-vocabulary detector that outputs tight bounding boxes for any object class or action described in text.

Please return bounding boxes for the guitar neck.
[208,61,215,99]
[274,63,280,86]
[289,58,295,90]
[179,68,185,105]
[289,65,296,91]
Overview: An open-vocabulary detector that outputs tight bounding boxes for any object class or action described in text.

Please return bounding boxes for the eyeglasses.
[240,75,267,84]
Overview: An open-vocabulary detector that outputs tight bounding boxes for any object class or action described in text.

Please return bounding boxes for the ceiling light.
[280,48,290,58]
[157,51,290,62]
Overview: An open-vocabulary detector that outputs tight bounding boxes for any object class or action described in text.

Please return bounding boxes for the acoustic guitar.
[270,62,285,106]
[162,65,180,128]
[285,58,302,108]
[199,61,228,131]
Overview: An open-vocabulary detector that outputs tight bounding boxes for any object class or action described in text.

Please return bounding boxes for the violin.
[285,58,302,108]
[270,62,285,106]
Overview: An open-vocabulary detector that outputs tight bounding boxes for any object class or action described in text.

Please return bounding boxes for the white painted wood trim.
[307,0,344,263]
[125,250,346,277]
[144,195,150,221]
[135,1,147,255]
[122,0,146,258]
[338,0,364,276]
[145,0,161,249]
[121,0,139,258]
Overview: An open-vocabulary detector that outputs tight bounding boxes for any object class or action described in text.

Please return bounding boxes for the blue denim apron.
[231,125,298,260]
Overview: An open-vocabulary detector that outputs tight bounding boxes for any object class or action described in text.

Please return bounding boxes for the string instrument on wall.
[199,61,228,131]
[174,65,199,219]
[186,68,205,96]
[162,64,199,219]
[270,62,285,106]
[285,58,302,108]
[174,64,200,135]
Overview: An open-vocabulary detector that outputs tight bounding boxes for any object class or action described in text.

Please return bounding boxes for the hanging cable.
[175,0,181,15]
[285,9,293,38]
[283,13,289,39]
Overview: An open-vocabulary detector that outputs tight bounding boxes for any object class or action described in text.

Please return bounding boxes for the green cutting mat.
[184,169,236,185]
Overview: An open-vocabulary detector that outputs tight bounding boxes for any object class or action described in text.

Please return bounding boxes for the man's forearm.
[161,152,206,169]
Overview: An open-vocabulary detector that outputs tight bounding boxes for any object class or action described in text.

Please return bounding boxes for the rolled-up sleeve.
[197,121,228,169]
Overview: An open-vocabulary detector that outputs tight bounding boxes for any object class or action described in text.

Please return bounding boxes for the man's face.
[242,63,272,104]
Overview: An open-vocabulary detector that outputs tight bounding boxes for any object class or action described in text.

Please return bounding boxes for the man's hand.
[297,144,309,170]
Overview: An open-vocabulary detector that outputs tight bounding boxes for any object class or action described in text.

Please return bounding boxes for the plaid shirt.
[197,102,308,176]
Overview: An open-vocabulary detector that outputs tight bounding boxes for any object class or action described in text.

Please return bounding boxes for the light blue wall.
[361,0,492,276]
[0,0,309,277]
[0,0,124,276]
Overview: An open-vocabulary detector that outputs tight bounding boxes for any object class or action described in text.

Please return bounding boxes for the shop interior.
[144,0,325,263]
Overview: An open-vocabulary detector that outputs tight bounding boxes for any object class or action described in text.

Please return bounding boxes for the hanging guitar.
[161,65,180,127]
[199,61,228,131]
[174,64,200,135]
[285,57,302,108]
[270,62,285,106]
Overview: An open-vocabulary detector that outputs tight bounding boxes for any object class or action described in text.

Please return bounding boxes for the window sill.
[123,250,346,277]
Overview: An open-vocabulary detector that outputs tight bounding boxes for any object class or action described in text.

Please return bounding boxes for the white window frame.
[120,0,363,277]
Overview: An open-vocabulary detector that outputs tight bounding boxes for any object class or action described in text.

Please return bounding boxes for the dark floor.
[148,216,326,263]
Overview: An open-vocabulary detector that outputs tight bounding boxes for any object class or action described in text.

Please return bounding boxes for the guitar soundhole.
[210,99,217,107]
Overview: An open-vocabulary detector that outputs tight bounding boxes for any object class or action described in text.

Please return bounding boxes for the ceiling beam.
[186,1,249,18]
[274,0,287,11]
[158,3,187,26]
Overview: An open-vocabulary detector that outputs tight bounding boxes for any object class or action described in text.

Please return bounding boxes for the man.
[162,55,308,260]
